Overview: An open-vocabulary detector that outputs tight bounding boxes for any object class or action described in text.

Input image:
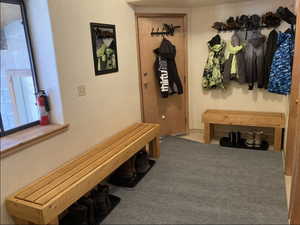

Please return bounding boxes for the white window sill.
[0,124,69,159]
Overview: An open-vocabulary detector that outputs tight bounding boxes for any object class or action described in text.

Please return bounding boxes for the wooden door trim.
[289,102,300,223]
[288,2,300,223]
[135,14,145,121]
[285,1,300,176]
[135,13,189,133]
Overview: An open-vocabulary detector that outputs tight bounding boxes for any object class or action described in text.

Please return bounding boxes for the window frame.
[0,0,40,137]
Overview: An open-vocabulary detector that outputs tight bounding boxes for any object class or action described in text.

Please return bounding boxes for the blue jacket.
[268,31,295,95]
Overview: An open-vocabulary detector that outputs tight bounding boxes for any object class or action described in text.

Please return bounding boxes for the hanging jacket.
[154,38,183,98]
[202,35,226,89]
[268,30,295,95]
[264,29,278,89]
[244,30,266,90]
[223,33,247,84]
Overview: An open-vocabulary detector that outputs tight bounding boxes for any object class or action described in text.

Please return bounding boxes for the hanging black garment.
[243,30,266,90]
[264,29,278,89]
[154,38,183,98]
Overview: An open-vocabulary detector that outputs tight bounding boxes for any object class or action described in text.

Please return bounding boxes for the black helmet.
[226,17,239,30]
[212,22,228,31]
[276,7,296,25]
[262,12,281,27]
[237,15,250,29]
[249,15,261,29]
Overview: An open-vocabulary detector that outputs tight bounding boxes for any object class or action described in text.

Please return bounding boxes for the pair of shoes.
[111,147,151,185]
[92,185,112,218]
[135,148,151,174]
[111,156,137,185]
[61,203,89,225]
[78,197,96,225]
[61,185,112,225]
[246,130,264,148]
[228,131,242,146]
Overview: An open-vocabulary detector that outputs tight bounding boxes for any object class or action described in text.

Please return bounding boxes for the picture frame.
[90,23,119,75]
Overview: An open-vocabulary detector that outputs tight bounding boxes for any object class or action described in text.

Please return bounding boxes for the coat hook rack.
[151,24,181,36]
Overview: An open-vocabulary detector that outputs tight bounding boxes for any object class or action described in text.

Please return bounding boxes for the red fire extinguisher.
[37,90,50,125]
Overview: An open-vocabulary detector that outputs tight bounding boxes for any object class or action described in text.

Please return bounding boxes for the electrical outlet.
[77,85,86,96]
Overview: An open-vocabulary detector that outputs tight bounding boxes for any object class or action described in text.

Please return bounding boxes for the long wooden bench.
[202,110,285,152]
[6,123,160,225]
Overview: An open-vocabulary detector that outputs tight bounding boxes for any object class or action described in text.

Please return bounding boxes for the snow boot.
[135,148,150,174]
[92,185,112,218]
[78,197,96,225]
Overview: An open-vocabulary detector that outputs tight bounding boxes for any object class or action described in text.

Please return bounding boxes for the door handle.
[143,72,148,76]
[144,83,148,88]
[296,99,299,104]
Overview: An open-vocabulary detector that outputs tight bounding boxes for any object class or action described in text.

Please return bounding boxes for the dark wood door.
[136,15,188,136]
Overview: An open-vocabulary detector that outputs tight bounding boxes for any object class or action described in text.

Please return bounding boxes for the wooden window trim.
[0,124,69,159]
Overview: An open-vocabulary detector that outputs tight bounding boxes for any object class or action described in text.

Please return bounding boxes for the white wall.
[26,0,64,124]
[0,0,141,223]
[189,0,294,129]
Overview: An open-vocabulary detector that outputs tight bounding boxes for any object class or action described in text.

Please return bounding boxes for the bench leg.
[149,136,160,159]
[12,217,30,225]
[204,123,214,144]
[274,128,283,152]
[12,216,59,225]
[48,217,59,225]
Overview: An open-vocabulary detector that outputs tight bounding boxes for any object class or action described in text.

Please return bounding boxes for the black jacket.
[154,38,183,98]
[264,29,278,89]
[243,30,266,89]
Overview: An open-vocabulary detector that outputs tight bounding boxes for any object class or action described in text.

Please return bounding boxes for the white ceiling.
[126,0,257,8]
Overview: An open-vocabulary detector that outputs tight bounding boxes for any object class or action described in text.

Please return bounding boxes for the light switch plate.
[77,85,86,96]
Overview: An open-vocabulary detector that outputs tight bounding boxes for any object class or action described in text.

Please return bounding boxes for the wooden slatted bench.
[6,123,160,225]
[202,110,285,152]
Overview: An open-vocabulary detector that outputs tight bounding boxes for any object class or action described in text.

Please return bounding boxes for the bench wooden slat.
[203,110,285,128]
[24,124,153,204]
[15,123,142,200]
[205,110,284,117]
[19,123,147,202]
[35,124,157,205]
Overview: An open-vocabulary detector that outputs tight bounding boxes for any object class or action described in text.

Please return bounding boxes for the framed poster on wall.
[90,23,119,75]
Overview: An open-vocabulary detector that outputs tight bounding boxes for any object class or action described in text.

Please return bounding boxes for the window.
[0,0,39,136]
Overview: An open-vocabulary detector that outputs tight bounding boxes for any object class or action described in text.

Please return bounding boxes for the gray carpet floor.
[104,137,288,224]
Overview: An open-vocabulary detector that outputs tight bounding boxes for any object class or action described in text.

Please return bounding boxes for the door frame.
[288,2,300,223]
[285,0,300,176]
[289,100,300,224]
[135,13,190,134]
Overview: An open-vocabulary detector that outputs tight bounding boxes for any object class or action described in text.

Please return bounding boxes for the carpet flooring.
[104,137,288,224]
